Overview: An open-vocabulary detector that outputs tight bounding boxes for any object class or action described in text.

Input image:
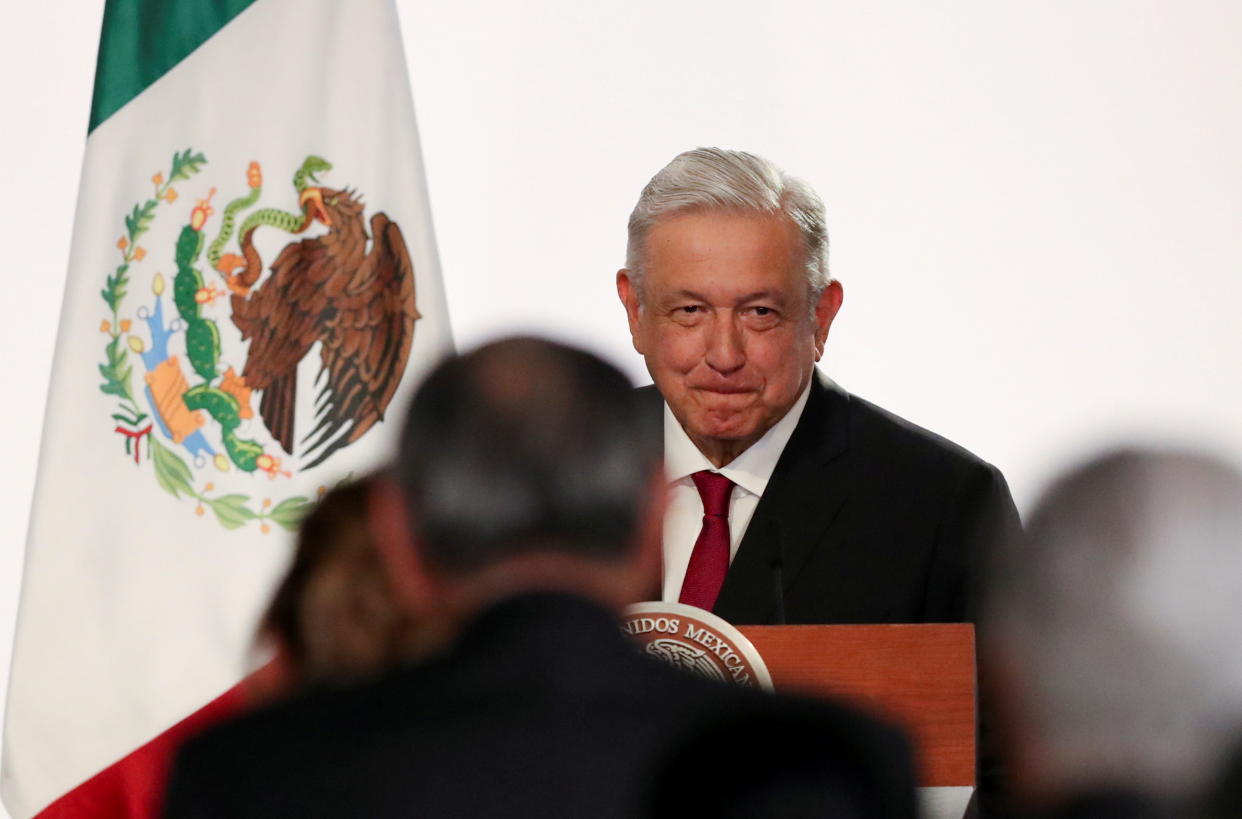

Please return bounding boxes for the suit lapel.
[713,372,851,624]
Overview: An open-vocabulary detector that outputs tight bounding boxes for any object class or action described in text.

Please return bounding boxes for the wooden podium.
[738,624,976,789]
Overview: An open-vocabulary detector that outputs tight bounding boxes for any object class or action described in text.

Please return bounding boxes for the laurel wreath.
[99,149,315,532]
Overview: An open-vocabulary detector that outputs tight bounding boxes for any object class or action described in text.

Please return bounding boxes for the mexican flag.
[1,1,452,816]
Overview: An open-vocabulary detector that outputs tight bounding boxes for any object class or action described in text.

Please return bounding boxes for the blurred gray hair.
[986,448,1242,799]
[397,336,661,573]
[625,148,829,304]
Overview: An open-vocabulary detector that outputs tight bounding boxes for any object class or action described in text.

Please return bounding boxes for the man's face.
[617,210,843,466]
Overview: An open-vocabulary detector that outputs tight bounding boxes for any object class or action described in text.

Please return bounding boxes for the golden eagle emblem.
[219,159,420,469]
[97,150,421,531]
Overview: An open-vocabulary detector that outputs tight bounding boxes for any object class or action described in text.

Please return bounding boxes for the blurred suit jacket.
[164,593,918,819]
[642,370,1021,625]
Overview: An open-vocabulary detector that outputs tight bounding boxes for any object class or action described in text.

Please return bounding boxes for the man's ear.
[616,269,646,355]
[368,477,437,618]
[812,279,844,360]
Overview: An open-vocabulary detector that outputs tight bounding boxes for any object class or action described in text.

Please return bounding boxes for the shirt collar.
[663,378,813,497]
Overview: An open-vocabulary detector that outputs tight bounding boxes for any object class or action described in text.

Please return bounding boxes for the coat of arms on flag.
[3,1,453,816]
[100,150,419,531]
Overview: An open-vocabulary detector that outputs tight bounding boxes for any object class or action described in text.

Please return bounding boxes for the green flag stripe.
[89,0,260,133]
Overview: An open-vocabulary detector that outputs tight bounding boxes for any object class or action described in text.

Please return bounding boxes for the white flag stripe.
[2,0,450,815]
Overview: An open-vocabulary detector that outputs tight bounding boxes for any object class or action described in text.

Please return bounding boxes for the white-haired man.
[984,449,1242,818]
[617,147,1020,626]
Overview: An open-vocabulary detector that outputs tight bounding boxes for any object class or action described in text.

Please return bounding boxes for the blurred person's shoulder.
[164,593,918,818]
[172,651,447,757]
[650,686,920,819]
[162,656,446,818]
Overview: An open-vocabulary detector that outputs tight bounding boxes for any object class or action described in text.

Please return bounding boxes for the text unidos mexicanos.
[622,617,753,685]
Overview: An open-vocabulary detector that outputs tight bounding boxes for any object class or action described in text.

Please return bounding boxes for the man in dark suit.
[616,147,1019,625]
[163,337,919,819]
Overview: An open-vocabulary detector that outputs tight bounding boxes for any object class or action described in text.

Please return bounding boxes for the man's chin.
[686,413,762,446]
[688,390,763,420]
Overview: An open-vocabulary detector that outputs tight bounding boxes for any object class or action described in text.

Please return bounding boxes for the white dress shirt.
[660,381,813,602]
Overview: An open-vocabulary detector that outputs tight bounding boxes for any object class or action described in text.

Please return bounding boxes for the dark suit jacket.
[643,370,1021,626]
[163,593,918,819]
[1006,791,1180,819]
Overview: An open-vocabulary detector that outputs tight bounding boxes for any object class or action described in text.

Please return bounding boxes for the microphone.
[768,519,786,625]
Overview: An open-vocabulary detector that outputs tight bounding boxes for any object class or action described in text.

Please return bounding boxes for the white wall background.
[3,2,1242,814]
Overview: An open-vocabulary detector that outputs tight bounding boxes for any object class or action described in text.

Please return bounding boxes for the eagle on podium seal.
[621,602,773,691]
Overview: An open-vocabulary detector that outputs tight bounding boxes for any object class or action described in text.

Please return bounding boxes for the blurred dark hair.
[260,473,422,685]
[396,336,661,573]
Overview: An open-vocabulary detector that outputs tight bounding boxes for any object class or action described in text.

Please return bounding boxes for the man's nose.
[704,315,745,375]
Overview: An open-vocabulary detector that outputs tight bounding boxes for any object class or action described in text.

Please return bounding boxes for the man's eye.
[742,306,780,327]
[670,305,705,325]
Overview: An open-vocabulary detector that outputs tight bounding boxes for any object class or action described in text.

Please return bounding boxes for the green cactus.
[172,224,222,381]
[183,385,263,473]
[183,385,241,427]
[184,320,220,381]
[221,430,264,473]
[171,225,263,471]
[172,228,203,320]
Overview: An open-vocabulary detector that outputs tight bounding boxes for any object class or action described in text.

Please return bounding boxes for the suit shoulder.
[635,383,660,402]
[764,687,912,753]
[634,383,663,418]
[171,663,418,775]
[652,663,910,755]
[172,688,326,776]
[652,687,919,817]
[845,391,1004,482]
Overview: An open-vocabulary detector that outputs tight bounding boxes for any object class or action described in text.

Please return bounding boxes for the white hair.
[987,448,1242,800]
[624,148,829,304]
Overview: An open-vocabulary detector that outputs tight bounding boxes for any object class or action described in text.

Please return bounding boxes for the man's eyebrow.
[735,290,786,305]
[655,287,789,305]
[664,289,787,304]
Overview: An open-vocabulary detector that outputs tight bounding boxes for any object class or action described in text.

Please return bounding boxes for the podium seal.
[621,601,773,691]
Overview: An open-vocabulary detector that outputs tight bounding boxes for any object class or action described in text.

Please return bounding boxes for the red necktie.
[678,470,735,611]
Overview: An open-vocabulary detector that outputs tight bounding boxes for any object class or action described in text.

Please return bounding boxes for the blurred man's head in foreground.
[374,336,663,622]
[985,448,1242,810]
